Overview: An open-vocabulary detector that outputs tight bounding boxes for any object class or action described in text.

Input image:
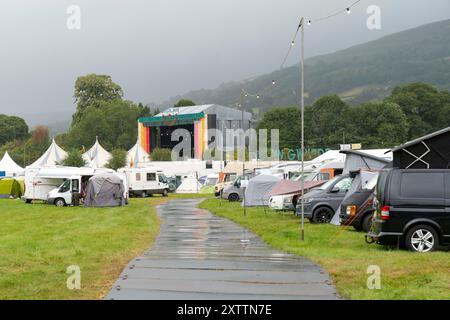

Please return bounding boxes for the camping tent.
[243,174,281,207]
[0,178,24,198]
[83,137,112,168]
[127,142,149,167]
[29,139,67,167]
[84,173,125,207]
[176,176,202,193]
[0,151,24,177]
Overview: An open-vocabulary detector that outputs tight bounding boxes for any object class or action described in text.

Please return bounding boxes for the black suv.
[368,169,450,252]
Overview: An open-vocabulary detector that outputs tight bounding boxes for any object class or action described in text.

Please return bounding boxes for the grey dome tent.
[243,174,281,207]
[84,174,125,207]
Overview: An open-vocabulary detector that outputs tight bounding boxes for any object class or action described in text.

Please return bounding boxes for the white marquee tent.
[176,175,202,193]
[127,142,149,168]
[0,151,24,177]
[29,139,68,168]
[83,137,112,168]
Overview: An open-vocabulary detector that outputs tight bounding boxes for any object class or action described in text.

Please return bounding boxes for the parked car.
[214,173,238,196]
[368,169,450,252]
[339,172,379,232]
[221,173,253,201]
[296,174,353,223]
[269,161,344,211]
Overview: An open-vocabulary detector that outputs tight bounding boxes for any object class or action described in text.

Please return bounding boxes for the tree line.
[1,77,449,166]
[256,82,450,150]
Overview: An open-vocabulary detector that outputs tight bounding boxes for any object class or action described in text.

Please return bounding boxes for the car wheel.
[162,189,168,197]
[312,207,334,223]
[55,198,66,207]
[362,213,374,232]
[228,193,240,201]
[405,225,438,252]
[141,191,147,198]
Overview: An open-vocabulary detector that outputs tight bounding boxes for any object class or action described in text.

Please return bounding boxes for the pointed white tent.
[82,137,112,168]
[0,151,24,177]
[127,142,149,168]
[29,139,68,168]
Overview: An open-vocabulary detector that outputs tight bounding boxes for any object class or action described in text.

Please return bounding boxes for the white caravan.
[24,166,116,204]
[118,167,169,197]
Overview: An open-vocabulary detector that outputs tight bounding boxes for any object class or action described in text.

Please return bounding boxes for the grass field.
[0,194,207,300]
[199,198,450,300]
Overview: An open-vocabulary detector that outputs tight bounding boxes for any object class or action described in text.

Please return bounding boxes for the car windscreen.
[318,175,342,190]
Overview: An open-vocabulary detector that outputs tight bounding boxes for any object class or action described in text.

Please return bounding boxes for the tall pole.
[240,89,246,216]
[300,18,305,241]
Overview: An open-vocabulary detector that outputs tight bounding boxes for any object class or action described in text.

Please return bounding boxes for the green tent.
[0,178,23,199]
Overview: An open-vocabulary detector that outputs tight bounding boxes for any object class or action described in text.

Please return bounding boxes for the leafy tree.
[0,126,51,166]
[62,149,86,167]
[174,99,196,107]
[65,100,141,151]
[137,102,151,118]
[106,149,127,170]
[0,115,29,145]
[256,107,301,150]
[72,74,123,124]
[347,102,409,148]
[150,148,172,161]
[309,95,349,148]
[386,82,450,139]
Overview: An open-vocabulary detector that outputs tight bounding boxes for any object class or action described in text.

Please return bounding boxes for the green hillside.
[161,19,450,114]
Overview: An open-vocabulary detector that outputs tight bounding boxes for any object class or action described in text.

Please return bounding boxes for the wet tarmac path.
[106,198,340,300]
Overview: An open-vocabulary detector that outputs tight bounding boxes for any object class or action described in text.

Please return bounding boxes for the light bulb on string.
[307,20,311,25]
[256,95,260,99]
[272,80,276,85]
[346,8,351,14]
[291,40,295,46]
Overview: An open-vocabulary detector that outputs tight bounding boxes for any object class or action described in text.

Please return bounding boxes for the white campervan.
[23,167,121,205]
[118,167,169,197]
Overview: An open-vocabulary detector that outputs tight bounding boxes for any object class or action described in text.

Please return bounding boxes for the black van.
[340,189,374,232]
[369,168,450,252]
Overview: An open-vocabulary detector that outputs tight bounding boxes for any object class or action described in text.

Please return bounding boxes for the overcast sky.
[0,0,449,125]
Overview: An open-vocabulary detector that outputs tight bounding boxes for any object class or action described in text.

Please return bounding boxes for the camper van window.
[136,173,141,181]
[318,172,330,181]
[72,179,79,192]
[147,173,156,181]
[59,180,71,193]
[158,175,166,183]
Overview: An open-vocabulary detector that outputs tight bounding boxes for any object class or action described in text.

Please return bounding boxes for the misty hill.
[160,19,450,116]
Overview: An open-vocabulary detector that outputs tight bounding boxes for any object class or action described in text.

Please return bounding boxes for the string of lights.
[280,0,362,69]
[235,0,364,107]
